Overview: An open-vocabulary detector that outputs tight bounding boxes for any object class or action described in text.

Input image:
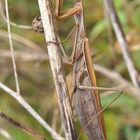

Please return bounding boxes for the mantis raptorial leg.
[32,0,81,62]
[58,24,80,63]
[55,0,81,62]
[32,0,81,30]
[55,0,81,20]
[55,0,63,16]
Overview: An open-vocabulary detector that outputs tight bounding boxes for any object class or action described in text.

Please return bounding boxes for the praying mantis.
[32,0,123,139]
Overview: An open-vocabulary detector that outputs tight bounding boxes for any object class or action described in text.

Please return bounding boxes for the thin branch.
[104,0,140,89]
[0,111,46,140]
[0,82,64,140]
[5,0,20,94]
[103,0,117,59]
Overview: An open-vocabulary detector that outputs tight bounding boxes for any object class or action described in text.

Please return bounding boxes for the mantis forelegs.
[55,0,81,20]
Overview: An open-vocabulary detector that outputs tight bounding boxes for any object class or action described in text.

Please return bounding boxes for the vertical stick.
[105,0,140,89]
[37,0,77,140]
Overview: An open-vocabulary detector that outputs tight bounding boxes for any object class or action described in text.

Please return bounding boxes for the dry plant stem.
[105,0,140,88]
[0,82,64,140]
[5,0,20,94]
[103,1,116,59]
[94,64,140,101]
[37,0,77,140]
[0,0,32,30]
[0,111,46,140]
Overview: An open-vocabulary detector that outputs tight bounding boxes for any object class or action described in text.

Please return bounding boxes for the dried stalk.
[0,111,46,140]
[0,82,63,140]
[5,0,20,94]
[104,0,140,89]
[37,0,77,140]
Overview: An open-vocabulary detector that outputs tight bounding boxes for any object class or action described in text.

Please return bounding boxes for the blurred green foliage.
[0,0,140,140]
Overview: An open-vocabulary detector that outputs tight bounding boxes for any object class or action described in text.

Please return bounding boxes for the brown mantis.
[32,0,123,139]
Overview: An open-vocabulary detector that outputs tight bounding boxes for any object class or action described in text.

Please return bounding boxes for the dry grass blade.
[0,82,64,140]
[0,111,46,140]
[5,0,20,94]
